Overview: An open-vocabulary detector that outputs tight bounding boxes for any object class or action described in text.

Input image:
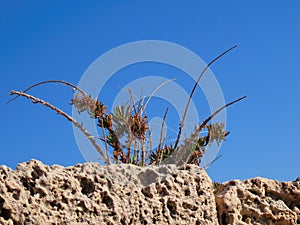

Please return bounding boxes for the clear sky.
[1,1,300,183]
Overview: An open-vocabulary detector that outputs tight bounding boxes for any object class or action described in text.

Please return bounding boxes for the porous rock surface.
[0,160,217,225]
[1,160,300,225]
[214,177,300,225]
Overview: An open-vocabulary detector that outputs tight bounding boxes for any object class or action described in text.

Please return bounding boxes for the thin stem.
[203,155,222,170]
[100,119,111,165]
[141,140,145,166]
[139,78,176,115]
[10,90,110,165]
[147,126,153,163]
[158,107,169,152]
[161,95,246,166]
[174,45,238,149]
[198,96,247,131]
[7,80,87,104]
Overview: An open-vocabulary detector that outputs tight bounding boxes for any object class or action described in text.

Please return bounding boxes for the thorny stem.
[174,45,238,150]
[10,90,110,165]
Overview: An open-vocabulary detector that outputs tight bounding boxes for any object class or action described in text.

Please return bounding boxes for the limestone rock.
[0,160,218,225]
[215,177,300,225]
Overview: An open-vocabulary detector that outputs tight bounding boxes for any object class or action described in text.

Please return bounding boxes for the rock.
[0,160,218,225]
[2,159,300,225]
[214,178,300,225]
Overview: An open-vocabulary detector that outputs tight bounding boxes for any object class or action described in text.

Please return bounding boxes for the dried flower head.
[90,100,107,119]
[129,113,148,140]
[71,93,95,114]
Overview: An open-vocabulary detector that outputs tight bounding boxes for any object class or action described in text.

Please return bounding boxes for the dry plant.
[8,46,246,167]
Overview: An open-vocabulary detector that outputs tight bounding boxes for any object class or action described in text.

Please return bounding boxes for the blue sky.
[1,1,300,182]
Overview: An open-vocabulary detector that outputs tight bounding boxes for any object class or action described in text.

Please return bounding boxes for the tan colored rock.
[0,160,218,225]
[215,177,300,225]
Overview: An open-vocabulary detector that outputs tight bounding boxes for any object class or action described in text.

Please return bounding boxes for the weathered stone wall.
[0,160,217,225]
[0,160,299,225]
[215,177,300,225]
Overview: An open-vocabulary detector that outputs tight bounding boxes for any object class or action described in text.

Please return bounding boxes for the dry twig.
[10,90,110,165]
[7,80,87,104]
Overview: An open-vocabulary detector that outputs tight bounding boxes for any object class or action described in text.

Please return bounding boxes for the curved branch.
[10,90,110,165]
[161,96,246,167]
[7,80,87,104]
[199,96,247,131]
[174,45,238,149]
